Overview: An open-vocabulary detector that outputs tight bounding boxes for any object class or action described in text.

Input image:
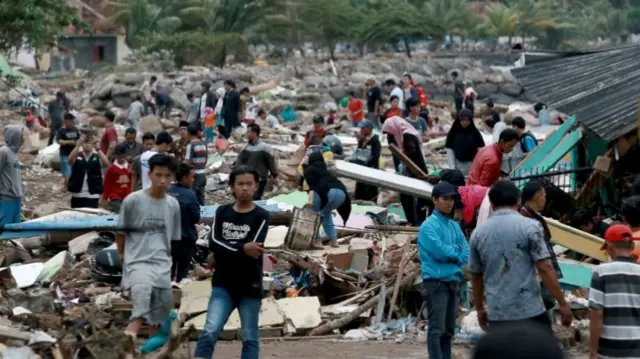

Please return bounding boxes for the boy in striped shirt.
[589,224,640,359]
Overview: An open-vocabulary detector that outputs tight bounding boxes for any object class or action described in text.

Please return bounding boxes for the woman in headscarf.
[304,152,351,248]
[382,116,428,226]
[445,108,485,176]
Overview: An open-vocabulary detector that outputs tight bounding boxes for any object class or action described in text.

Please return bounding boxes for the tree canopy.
[0,0,85,54]
[0,0,637,67]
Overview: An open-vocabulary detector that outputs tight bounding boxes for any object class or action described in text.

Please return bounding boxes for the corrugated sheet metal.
[511,45,640,142]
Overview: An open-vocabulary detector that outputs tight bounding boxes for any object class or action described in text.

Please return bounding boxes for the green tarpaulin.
[0,56,30,80]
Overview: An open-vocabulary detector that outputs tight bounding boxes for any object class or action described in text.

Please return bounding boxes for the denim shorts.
[59,155,71,177]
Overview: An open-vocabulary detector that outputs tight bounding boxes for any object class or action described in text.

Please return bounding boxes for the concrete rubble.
[0,56,590,357]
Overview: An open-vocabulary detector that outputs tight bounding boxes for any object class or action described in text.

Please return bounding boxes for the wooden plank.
[545,217,607,262]
[332,160,433,199]
[387,240,412,321]
[388,143,428,179]
[512,115,577,175]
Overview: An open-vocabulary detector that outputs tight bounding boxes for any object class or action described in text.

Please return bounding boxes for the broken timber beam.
[308,269,420,336]
[389,144,429,179]
[387,239,412,321]
[365,225,419,233]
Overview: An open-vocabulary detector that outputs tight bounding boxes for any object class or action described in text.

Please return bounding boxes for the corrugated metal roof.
[511,45,640,142]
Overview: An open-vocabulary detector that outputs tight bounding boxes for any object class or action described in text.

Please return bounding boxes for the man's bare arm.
[536,259,567,306]
[471,273,484,311]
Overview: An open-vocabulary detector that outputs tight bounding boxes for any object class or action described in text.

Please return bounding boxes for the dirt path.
[175,340,589,359]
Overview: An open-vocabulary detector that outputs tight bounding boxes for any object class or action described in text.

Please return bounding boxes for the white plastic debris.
[460,310,484,336]
[343,327,384,341]
[94,292,122,310]
[28,330,56,345]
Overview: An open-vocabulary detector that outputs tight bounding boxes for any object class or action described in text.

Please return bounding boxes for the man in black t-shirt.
[194,166,269,359]
[56,113,80,186]
[366,78,381,127]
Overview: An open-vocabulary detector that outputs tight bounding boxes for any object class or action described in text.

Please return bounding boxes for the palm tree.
[356,0,424,57]
[482,3,519,49]
[514,0,572,48]
[295,0,356,60]
[176,0,264,66]
[421,0,475,51]
[104,0,181,47]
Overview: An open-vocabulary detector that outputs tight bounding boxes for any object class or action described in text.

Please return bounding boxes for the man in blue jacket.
[418,182,469,359]
[168,163,201,283]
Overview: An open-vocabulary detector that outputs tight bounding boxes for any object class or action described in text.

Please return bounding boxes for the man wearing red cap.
[588,224,640,359]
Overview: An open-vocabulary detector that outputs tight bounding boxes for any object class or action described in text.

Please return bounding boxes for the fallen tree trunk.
[308,269,419,336]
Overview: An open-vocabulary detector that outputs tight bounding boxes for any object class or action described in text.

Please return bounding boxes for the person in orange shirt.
[203,107,216,145]
[347,92,364,128]
[621,196,640,262]
[383,96,402,123]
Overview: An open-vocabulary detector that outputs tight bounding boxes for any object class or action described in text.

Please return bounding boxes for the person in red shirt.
[467,129,519,187]
[347,92,364,127]
[100,110,118,157]
[100,143,132,213]
[304,115,327,147]
[384,96,402,123]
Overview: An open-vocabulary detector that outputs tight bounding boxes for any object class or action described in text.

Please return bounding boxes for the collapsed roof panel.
[512,45,640,143]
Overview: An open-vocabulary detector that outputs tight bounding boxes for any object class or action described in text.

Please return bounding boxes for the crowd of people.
[1,70,639,359]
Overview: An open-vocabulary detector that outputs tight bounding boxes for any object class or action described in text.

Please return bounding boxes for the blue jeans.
[422,280,458,359]
[0,199,21,225]
[311,188,346,241]
[59,156,71,177]
[193,287,261,359]
[127,118,139,130]
[204,127,215,144]
[352,120,362,128]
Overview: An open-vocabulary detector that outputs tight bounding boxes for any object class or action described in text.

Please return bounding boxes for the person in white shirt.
[140,131,173,190]
[140,76,158,115]
[385,79,405,112]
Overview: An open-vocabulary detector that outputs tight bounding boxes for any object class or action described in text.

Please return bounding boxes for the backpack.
[520,131,539,153]
[416,86,428,109]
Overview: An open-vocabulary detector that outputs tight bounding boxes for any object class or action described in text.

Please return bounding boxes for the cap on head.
[432,182,458,198]
[179,120,189,128]
[312,114,324,123]
[361,120,375,130]
[602,224,637,250]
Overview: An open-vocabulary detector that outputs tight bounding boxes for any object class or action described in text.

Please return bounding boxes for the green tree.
[177,0,263,65]
[106,0,182,48]
[421,0,475,51]
[355,0,424,57]
[0,0,84,53]
[626,7,640,34]
[482,3,519,48]
[296,0,357,60]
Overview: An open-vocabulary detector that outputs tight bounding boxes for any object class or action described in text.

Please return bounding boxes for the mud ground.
[175,340,589,358]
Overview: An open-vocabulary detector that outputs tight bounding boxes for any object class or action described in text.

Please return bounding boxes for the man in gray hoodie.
[0,125,24,225]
